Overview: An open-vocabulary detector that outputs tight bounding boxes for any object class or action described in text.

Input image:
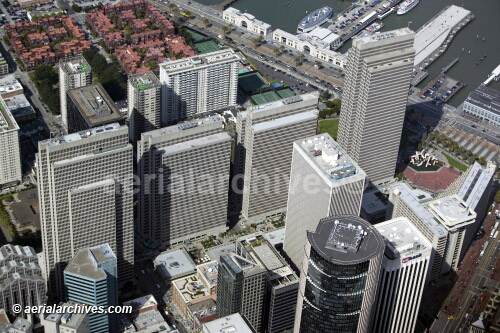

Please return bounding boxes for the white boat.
[297,7,333,33]
[397,0,420,15]
[377,7,394,19]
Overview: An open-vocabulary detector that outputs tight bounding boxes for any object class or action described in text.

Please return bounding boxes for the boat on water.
[297,6,333,33]
[377,7,394,19]
[397,0,420,15]
[357,22,384,38]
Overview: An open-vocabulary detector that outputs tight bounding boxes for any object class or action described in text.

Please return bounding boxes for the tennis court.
[185,28,206,42]
[251,91,281,105]
[195,40,220,54]
[238,72,268,94]
[276,88,295,99]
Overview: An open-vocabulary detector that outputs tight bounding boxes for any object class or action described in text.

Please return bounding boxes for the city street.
[429,210,500,333]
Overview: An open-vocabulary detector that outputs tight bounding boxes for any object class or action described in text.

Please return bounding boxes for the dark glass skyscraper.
[294,216,385,333]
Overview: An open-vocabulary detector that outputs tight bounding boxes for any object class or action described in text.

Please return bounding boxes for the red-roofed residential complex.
[86,0,194,73]
[5,16,90,70]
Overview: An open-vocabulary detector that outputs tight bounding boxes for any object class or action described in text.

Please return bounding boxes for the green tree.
[321,90,329,101]
[222,26,229,35]
[315,61,322,69]
[34,64,58,85]
[318,110,327,119]
[294,57,301,66]
[332,98,341,106]
[203,18,209,27]
[71,3,81,12]
[325,100,335,108]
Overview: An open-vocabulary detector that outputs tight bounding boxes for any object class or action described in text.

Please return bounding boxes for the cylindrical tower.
[294,215,385,333]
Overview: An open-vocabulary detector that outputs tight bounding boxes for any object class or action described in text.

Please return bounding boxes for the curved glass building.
[294,215,385,333]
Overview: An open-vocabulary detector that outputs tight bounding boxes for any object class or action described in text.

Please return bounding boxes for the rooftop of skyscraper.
[354,27,414,45]
[308,215,385,265]
[390,183,448,237]
[0,97,19,133]
[203,313,254,333]
[296,133,365,183]
[427,195,476,230]
[44,123,124,147]
[159,49,237,74]
[68,84,123,128]
[61,57,91,74]
[129,72,161,90]
[252,110,317,133]
[89,243,116,264]
[65,244,116,280]
[142,115,223,139]
[248,91,319,114]
[458,162,495,209]
[158,132,230,155]
[375,217,432,261]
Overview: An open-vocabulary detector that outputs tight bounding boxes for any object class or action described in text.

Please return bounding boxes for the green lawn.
[318,118,339,140]
[442,152,468,172]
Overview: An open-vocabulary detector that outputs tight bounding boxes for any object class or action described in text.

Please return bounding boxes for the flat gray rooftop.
[375,217,431,260]
[296,133,365,184]
[68,83,123,127]
[89,243,115,264]
[203,313,254,333]
[154,248,196,279]
[158,132,230,155]
[252,110,317,133]
[142,115,222,139]
[0,100,19,132]
[160,49,237,74]
[458,162,495,210]
[390,183,448,237]
[465,85,500,116]
[206,243,235,264]
[65,248,106,280]
[263,228,285,247]
[0,74,23,95]
[45,123,123,147]
[308,215,385,265]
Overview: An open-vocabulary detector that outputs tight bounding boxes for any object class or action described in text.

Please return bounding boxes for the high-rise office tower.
[59,58,92,132]
[439,161,495,252]
[127,73,162,143]
[0,96,22,187]
[66,84,125,134]
[232,93,319,215]
[154,132,231,247]
[241,101,318,222]
[216,252,266,332]
[137,116,230,248]
[37,124,134,298]
[386,183,448,282]
[232,234,299,333]
[337,28,415,184]
[159,49,238,124]
[427,195,476,271]
[387,183,477,279]
[64,244,117,333]
[373,217,432,333]
[283,133,366,269]
[0,245,46,317]
[294,216,385,333]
